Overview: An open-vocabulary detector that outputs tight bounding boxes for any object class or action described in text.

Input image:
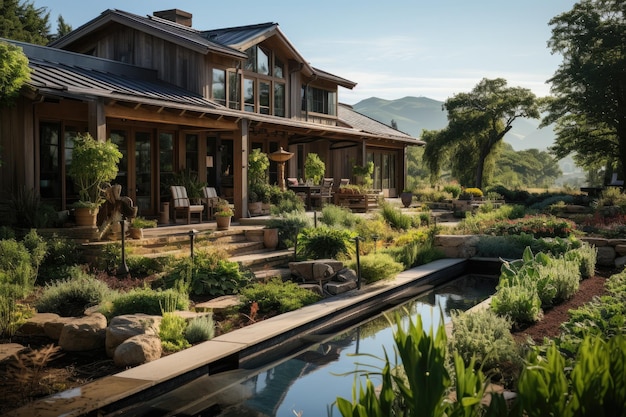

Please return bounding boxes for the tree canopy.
[0,41,31,106]
[543,0,626,184]
[0,0,50,45]
[423,78,540,189]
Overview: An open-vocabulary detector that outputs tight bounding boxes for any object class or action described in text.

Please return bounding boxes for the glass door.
[135,131,153,215]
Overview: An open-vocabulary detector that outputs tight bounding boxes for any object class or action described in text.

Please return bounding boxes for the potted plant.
[67,133,122,226]
[352,161,374,189]
[304,153,326,185]
[215,199,234,230]
[129,216,157,239]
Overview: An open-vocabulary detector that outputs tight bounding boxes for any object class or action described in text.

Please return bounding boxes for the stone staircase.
[80,222,294,279]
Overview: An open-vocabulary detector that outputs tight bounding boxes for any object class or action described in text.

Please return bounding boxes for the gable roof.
[338,104,424,144]
[49,9,246,59]
[49,9,356,89]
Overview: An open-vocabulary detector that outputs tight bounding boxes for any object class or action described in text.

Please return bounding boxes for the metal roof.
[338,104,424,144]
[201,23,278,47]
[49,9,246,59]
[10,40,421,145]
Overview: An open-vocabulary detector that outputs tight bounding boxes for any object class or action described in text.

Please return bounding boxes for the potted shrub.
[215,199,234,230]
[129,216,157,239]
[304,153,326,185]
[352,161,374,188]
[67,133,122,226]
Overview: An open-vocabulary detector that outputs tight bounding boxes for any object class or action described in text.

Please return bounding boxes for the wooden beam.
[105,104,238,130]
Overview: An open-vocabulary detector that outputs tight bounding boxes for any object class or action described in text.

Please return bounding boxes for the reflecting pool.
[126,274,496,416]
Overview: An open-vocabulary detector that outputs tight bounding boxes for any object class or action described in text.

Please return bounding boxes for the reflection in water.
[133,275,496,417]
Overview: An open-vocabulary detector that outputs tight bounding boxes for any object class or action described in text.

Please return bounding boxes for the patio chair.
[170,185,204,224]
[311,178,334,207]
[339,178,350,186]
[202,186,220,220]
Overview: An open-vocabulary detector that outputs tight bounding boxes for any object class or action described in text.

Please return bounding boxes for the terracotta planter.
[263,228,279,250]
[249,201,263,215]
[74,206,99,226]
[129,227,143,239]
[216,215,231,230]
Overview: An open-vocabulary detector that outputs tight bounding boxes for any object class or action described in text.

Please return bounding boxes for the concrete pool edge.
[6,257,501,417]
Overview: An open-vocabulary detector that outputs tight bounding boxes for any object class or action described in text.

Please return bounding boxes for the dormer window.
[245,45,270,75]
[302,86,337,116]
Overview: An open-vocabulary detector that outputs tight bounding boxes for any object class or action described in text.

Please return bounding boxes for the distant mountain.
[352,96,555,151]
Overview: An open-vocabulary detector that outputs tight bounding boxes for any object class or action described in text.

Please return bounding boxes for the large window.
[39,122,85,209]
[368,150,397,191]
[302,86,337,116]
[218,44,285,116]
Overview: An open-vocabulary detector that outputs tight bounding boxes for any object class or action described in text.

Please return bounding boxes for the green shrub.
[297,226,354,260]
[541,256,580,304]
[239,277,322,314]
[348,253,403,283]
[38,235,81,284]
[476,234,536,259]
[0,295,33,338]
[160,312,190,352]
[164,250,251,297]
[564,242,597,279]
[266,211,312,248]
[185,314,215,344]
[449,309,521,382]
[380,203,412,230]
[491,283,543,325]
[443,184,461,198]
[101,288,189,318]
[0,238,40,299]
[517,336,626,416]
[319,204,359,228]
[35,266,115,317]
[127,255,169,278]
[270,189,305,215]
[483,214,576,238]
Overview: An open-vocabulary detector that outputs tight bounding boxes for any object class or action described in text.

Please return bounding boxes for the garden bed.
[0,266,613,415]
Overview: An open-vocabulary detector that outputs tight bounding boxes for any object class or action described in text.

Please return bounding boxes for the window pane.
[212,68,226,105]
[159,132,174,200]
[245,47,256,71]
[228,71,240,110]
[186,134,199,172]
[274,56,284,78]
[111,130,128,194]
[257,46,270,75]
[327,91,337,116]
[39,123,60,200]
[244,78,255,112]
[259,81,270,114]
[274,83,285,117]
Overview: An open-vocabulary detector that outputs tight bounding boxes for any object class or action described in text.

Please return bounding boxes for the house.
[0,8,423,222]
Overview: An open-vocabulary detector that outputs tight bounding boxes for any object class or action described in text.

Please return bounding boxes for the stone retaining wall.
[434,234,626,268]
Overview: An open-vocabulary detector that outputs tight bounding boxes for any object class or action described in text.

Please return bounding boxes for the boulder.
[596,246,617,267]
[43,316,74,340]
[335,268,358,283]
[58,313,108,352]
[105,314,161,357]
[113,334,162,367]
[324,281,357,295]
[17,313,61,336]
[289,260,344,282]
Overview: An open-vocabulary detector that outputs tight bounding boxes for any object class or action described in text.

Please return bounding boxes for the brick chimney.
[153,9,192,27]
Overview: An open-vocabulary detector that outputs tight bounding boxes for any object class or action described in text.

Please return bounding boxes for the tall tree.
[50,15,72,41]
[0,41,31,106]
[0,0,50,45]
[423,78,540,189]
[543,0,626,184]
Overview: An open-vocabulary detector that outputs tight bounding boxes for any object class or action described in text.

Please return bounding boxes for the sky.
[35,0,577,105]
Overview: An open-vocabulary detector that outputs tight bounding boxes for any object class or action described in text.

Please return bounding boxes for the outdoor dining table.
[288,184,321,210]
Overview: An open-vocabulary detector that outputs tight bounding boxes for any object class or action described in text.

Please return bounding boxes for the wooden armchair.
[170,185,204,224]
[311,178,334,207]
[202,186,220,220]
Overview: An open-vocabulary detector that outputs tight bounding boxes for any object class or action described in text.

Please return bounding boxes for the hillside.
[352,96,555,151]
